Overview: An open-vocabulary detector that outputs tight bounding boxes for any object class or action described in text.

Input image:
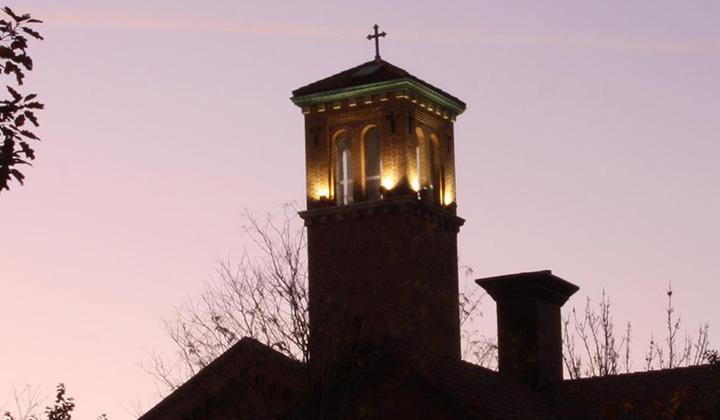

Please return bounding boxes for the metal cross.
[367,24,387,61]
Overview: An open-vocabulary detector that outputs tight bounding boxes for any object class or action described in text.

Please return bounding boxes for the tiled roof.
[543,364,720,419]
[291,59,466,109]
[138,338,306,420]
[399,346,555,419]
[326,338,552,419]
[139,335,720,419]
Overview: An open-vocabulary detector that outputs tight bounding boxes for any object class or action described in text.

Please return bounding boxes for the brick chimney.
[476,270,578,388]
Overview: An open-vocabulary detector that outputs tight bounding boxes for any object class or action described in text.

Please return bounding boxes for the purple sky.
[2,1,719,418]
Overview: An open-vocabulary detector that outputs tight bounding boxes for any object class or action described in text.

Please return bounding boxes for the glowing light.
[443,191,454,206]
[410,177,420,192]
[381,176,396,190]
[315,185,330,200]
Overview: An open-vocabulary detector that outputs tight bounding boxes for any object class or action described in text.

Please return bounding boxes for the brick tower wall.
[302,199,462,379]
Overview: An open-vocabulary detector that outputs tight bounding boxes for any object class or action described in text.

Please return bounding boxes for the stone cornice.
[291,78,467,116]
[299,196,465,233]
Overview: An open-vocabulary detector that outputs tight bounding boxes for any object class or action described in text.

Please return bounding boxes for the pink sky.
[2,1,719,418]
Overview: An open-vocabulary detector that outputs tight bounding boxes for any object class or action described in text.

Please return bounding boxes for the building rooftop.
[291,59,466,114]
[139,336,720,419]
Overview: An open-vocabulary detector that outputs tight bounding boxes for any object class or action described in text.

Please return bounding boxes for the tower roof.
[291,59,466,115]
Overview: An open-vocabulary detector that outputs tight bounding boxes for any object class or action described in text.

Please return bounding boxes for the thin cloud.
[45,11,355,38]
[45,11,720,56]
[396,30,720,56]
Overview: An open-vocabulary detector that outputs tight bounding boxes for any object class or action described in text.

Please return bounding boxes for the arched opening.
[334,131,353,205]
[363,126,381,201]
[430,134,443,204]
[411,128,423,191]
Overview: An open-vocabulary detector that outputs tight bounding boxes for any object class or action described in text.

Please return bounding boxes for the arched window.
[335,131,353,205]
[411,128,422,191]
[363,126,381,201]
[415,143,421,179]
[430,134,443,204]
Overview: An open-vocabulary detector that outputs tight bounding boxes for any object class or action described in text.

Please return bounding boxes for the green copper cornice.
[291,78,466,115]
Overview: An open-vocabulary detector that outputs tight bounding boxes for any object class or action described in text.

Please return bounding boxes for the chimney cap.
[476,270,579,306]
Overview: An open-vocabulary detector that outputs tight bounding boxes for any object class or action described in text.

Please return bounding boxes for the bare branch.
[458,269,497,369]
[565,286,713,378]
[147,207,310,393]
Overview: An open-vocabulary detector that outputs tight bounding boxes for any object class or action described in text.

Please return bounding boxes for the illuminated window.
[417,128,443,204]
[363,126,381,200]
[414,141,421,191]
[335,131,353,205]
[430,134,443,204]
[408,129,421,192]
[415,127,427,189]
[416,144,421,173]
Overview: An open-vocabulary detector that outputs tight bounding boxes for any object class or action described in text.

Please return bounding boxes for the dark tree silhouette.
[2,383,109,420]
[0,7,44,193]
[3,384,76,420]
[42,384,73,420]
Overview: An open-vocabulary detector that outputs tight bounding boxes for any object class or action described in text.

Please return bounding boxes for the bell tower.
[292,31,466,380]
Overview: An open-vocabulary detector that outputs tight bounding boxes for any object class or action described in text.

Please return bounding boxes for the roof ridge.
[558,363,719,385]
[139,337,305,419]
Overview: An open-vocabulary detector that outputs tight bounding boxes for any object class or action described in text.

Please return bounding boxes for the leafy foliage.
[0,7,44,193]
[3,384,75,420]
[43,384,73,420]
